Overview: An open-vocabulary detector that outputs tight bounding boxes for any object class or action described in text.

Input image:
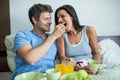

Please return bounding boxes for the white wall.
[10,0,120,36]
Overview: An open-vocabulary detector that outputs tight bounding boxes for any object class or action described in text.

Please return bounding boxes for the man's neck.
[32,29,47,39]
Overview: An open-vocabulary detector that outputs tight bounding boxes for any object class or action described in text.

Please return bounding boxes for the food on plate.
[62,69,91,80]
[77,69,88,78]
[67,75,78,80]
[76,60,88,67]
[62,59,75,66]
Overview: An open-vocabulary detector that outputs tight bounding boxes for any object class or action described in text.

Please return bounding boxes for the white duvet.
[98,39,120,68]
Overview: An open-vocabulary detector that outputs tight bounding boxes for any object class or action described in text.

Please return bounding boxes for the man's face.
[36,12,52,32]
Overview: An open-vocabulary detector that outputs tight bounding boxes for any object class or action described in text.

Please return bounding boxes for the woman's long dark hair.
[55,5,84,31]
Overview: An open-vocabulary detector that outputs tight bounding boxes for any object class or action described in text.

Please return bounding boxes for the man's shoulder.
[17,30,31,34]
[15,30,32,39]
[16,30,32,36]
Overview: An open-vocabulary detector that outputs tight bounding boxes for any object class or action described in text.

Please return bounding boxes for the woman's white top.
[64,26,92,61]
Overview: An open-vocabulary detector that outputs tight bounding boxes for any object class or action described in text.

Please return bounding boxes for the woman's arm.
[56,36,67,61]
[86,26,101,62]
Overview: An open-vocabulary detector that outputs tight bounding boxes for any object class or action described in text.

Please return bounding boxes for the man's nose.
[48,19,52,24]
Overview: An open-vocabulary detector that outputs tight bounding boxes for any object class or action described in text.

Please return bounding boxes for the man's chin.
[45,29,50,32]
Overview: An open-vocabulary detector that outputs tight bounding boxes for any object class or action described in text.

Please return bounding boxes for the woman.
[55,5,101,74]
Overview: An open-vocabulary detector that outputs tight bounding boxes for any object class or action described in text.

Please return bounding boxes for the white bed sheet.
[98,38,120,68]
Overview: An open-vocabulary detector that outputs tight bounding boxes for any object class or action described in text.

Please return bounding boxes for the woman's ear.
[32,17,37,24]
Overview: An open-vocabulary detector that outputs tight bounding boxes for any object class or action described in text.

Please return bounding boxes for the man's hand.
[51,24,65,39]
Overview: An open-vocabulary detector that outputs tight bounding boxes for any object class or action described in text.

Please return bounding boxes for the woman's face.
[57,9,73,32]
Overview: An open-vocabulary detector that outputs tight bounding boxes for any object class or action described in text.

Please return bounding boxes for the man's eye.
[44,17,51,20]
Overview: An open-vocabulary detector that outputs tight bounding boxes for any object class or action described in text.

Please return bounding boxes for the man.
[11,3,65,80]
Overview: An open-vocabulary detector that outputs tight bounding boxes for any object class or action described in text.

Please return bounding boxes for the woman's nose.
[58,17,63,24]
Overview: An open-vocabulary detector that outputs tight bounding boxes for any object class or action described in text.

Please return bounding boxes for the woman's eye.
[61,15,64,18]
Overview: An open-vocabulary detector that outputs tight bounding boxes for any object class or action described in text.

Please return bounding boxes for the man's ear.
[32,17,37,24]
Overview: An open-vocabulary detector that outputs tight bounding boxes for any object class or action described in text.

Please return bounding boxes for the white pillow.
[5,34,16,72]
[98,38,119,56]
[98,38,120,68]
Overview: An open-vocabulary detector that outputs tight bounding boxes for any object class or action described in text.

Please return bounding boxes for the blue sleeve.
[14,31,31,52]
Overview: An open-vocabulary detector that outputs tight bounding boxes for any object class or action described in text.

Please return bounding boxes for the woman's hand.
[74,64,94,75]
[83,66,94,74]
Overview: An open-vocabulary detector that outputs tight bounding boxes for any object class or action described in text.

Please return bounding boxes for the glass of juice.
[55,64,64,76]
[55,63,74,76]
[63,64,74,74]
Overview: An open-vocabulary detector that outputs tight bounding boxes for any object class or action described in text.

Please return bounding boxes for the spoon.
[32,67,42,80]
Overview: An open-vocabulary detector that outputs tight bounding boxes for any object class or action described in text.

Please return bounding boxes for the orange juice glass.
[55,64,64,76]
[55,64,74,76]
[63,65,74,74]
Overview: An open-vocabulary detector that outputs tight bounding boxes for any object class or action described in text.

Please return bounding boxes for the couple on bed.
[11,3,101,80]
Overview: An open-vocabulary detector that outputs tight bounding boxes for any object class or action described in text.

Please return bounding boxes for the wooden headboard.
[97,36,120,46]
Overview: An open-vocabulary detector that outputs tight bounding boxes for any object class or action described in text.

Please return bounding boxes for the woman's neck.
[68,29,79,36]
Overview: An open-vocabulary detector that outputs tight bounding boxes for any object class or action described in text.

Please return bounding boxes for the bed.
[97,36,120,66]
[92,36,120,80]
[5,35,120,72]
